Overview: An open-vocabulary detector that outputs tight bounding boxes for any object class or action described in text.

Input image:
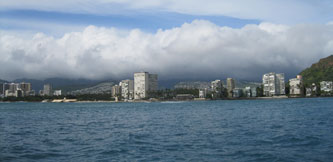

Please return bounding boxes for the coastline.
[1,96,332,103]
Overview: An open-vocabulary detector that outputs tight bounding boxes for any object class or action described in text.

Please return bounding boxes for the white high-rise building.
[3,83,20,97]
[134,72,158,99]
[43,84,53,96]
[119,79,134,100]
[211,80,223,98]
[263,72,285,96]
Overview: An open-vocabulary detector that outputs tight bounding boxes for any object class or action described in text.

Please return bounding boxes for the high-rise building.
[276,73,285,95]
[263,72,285,96]
[148,74,158,91]
[0,83,3,96]
[211,80,223,98]
[43,84,53,96]
[119,79,134,100]
[226,78,235,97]
[289,75,303,96]
[20,82,32,96]
[134,72,158,100]
[111,85,121,98]
[3,83,19,97]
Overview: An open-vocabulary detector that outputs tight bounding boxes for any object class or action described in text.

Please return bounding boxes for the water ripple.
[1,98,333,161]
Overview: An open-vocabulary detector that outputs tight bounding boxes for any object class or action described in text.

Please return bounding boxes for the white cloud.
[1,20,333,81]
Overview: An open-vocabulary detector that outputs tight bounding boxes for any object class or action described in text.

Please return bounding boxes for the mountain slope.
[300,55,333,85]
[69,82,115,95]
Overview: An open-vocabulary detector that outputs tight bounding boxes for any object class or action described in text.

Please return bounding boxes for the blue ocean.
[1,98,333,161]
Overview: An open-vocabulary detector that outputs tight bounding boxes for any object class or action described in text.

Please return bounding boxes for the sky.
[1,0,333,81]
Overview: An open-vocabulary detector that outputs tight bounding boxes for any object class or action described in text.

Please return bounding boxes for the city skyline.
[1,1,333,81]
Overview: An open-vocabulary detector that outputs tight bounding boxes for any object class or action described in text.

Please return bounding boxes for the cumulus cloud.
[1,20,333,81]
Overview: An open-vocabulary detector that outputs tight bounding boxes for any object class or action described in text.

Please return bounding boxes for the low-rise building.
[251,87,257,97]
[320,81,333,93]
[199,89,207,98]
[233,88,243,98]
[244,87,251,97]
[306,88,312,97]
[53,90,62,96]
[175,94,194,100]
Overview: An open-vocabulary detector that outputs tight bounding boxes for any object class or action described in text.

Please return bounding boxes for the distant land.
[1,55,332,94]
[174,80,261,89]
[299,55,333,86]
[69,82,114,95]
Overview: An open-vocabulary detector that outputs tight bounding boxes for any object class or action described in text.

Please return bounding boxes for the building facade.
[119,79,134,100]
[3,83,20,97]
[263,72,285,96]
[0,83,4,97]
[320,81,333,93]
[289,75,303,96]
[211,80,223,99]
[227,78,235,98]
[111,85,121,98]
[244,87,251,97]
[199,88,207,98]
[134,72,158,100]
[53,90,62,96]
[20,82,32,96]
[42,84,53,96]
[232,88,243,98]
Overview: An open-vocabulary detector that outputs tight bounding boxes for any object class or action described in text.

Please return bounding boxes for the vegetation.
[300,55,333,86]
[148,88,200,100]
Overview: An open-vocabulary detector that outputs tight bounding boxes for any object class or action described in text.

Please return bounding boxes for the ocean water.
[1,98,333,161]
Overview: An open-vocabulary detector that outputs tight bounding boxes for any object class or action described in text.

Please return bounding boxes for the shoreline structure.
[3,95,330,103]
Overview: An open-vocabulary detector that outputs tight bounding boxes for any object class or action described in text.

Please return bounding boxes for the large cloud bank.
[1,20,333,81]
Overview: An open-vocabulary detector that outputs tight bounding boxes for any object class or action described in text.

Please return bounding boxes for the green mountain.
[300,55,333,85]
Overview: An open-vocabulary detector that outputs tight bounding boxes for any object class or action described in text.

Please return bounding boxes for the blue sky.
[0,9,259,35]
[1,0,332,36]
[0,0,333,81]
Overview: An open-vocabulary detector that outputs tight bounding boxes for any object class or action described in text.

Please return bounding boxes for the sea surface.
[1,98,333,161]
